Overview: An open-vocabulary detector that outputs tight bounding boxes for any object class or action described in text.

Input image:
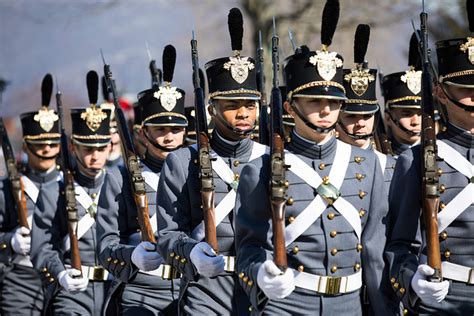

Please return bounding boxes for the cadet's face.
[286,97,341,142]
[337,113,375,148]
[143,126,185,159]
[73,144,110,175]
[436,84,474,132]
[25,142,60,172]
[388,108,421,144]
[210,99,258,140]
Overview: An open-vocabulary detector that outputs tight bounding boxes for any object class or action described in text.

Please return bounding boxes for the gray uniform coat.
[235,132,392,315]
[31,168,111,316]
[156,131,264,315]
[96,155,179,316]
[385,123,474,315]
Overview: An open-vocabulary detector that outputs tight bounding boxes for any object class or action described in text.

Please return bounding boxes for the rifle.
[146,42,162,89]
[0,118,29,230]
[101,52,156,244]
[191,32,218,252]
[269,18,288,272]
[257,31,270,145]
[419,3,442,281]
[374,69,393,155]
[55,75,82,273]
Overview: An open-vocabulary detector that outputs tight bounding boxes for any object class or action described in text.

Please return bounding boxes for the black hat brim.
[72,137,112,147]
[342,103,379,114]
[442,75,474,88]
[292,85,347,101]
[212,93,261,101]
[143,115,188,127]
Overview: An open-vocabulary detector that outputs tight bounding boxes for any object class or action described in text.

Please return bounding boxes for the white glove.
[189,242,224,277]
[11,226,31,255]
[131,241,161,271]
[58,268,89,292]
[411,264,449,305]
[257,260,295,300]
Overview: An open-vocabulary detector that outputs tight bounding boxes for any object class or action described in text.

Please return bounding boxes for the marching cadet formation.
[0,0,473,315]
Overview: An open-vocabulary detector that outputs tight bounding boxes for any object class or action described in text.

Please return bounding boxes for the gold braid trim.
[386,96,421,106]
[208,89,261,99]
[142,112,188,124]
[288,81,346,100]
[439,69,474,81]
[345,99,378,104]
[24,133,61,140]
[72,134,112,140]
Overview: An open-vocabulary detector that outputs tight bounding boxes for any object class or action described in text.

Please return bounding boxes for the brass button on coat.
[330,265,337,273]
[330,230,337,238]
[327,212,335,220]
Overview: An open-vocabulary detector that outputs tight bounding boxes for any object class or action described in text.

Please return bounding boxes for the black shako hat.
[437,1,474,88]
[284,0,346,101]
[205,8,260,101]
[381,32,422,110]
[71,71,112,147]
[21,74,61,144]
[342,24,379,114]
[137,45,188,127]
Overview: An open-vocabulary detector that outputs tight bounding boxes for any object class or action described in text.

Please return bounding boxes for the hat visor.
[212,93,261,101]
[293,86,347,101]
[388,100,421,109]
[24,138,61,145]
[143,116,188,127]
[342,103,379,114]
[72,138,112,147]
[442,75,474,88]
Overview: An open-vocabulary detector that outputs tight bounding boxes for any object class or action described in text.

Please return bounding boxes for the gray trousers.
[51,280,111,315]
[120,272,179,316]
[0,264,43,316]
[181,273,251,316]
[260,288,362,316]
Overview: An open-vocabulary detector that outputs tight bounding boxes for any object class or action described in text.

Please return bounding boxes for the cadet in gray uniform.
[234,5,390,314]
[336,24,396,190]
[0,75,61,316]
[96,45,184,315]
[31,72,113,315]
[385,6,474,315]
[156,8,266,315]
[381,33,423,158]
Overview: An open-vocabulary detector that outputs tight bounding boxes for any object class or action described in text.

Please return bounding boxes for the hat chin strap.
[212,109,256,137]
[388,112,421,137]
[338,123,373,140]
[143,130,183,153]
[26,143,59,160]
[441,84,474,112]
[291,105,336,134]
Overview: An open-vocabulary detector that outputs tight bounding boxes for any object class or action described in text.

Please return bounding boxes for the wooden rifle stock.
[419,11,442,281]
[191,34,218,252]
[0,118,29,230]
[101,58,156,244]
[56,87,82,273]
[269,21,288,271]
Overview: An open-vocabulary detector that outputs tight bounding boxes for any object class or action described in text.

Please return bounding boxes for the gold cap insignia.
[153,86,183,112]
[80,107,107,132]
[459,37,474,65]
[400,69,422,95]
[344,69,375,96]
[33,107,59,132]
[223,56,255,84]
[310,51,343,81]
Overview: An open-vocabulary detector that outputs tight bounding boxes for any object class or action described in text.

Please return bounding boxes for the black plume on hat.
[321,0,340,47]
[408,31,422,70]
[228,8,244,51]
[86,70,99,105]
[354,24,370,64]
[41,74,53,107]
[162,44,176,83]
[467,0,474,32]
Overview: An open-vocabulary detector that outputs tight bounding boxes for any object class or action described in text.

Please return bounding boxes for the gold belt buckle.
[92,267,105,281]
[325,276,342,295]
